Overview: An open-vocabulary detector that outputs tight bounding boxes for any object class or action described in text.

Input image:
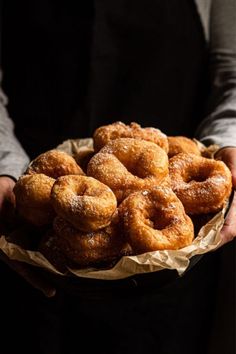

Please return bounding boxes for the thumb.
[219,190,236,245]
[215,147,236,188]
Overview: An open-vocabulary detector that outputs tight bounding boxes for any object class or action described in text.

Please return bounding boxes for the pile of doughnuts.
[13,121,232,272]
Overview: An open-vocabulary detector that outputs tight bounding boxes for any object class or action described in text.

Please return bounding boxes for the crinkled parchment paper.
[0,138,230,280]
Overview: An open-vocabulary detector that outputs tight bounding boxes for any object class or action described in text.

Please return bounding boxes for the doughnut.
[13,174,55,226]
[118,186,194,253]
[169,153,232,214]
[167,136,201,158]
[87,138,169,202]
[93,121,169,153]
[26,149,85,178]
[50,175,117,232]
[53,215,131,266]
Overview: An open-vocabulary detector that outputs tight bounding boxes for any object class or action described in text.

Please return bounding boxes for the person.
[0,1,235,353]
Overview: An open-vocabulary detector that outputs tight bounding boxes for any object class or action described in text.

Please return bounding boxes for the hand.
[0,176,16,224]
[0,176,56,297]
[215,147,236,246]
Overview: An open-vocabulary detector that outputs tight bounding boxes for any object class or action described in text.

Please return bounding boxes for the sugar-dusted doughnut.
[93,121,169,153]
[50,175,117,232]
[169,153,232,214]
[13,174,55,226]
[87,138,169,202]
[26,149,84,178]
[118,186,194,253]
[53,215,131,266]
[167,136,201,158]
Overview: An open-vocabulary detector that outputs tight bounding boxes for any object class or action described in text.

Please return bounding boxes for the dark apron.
[0,2,219,354]
[1,0,208,158]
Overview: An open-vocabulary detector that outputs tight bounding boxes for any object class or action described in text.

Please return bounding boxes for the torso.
[1,0,209,157]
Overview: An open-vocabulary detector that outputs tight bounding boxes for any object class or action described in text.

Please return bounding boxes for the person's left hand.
[215,147,236,246]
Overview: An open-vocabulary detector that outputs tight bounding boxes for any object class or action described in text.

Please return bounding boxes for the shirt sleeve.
[195,0,236,147]
[0,71,30,180]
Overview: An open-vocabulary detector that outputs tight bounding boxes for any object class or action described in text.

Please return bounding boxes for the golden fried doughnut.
[51,175,117,232]
[93,121,169,153]
[87,138,169,202]
[169,153,232,214]
[26,149,84,178]
[53,215,131,266]
[167,136,201,158]
[13,174,55,226]
[118,186,194,253]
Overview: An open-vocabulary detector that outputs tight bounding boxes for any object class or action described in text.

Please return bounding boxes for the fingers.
[0,178,56,297]
[0,177,16,225]
[214,148,236,245]
[215,147,236,187]
[0,252,56,297]
[0,176,56,297]
[220,190,236,245]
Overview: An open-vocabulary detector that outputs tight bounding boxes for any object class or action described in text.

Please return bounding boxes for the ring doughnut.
[50,175,117,232]
[167,136,201,158]
[13,174,55,226]
[118,186,194,253]
[26,149,85,178]
[169,153,232,214]
[87,138,169,202]
[53,215,131,266]
[93,121,169,153]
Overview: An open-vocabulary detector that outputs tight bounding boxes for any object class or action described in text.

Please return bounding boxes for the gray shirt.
[0,0,236,180]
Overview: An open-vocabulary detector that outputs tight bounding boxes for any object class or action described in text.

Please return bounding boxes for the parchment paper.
[0,138,230,280]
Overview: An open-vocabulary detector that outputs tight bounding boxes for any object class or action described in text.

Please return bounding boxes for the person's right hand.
[0,176,56,297]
